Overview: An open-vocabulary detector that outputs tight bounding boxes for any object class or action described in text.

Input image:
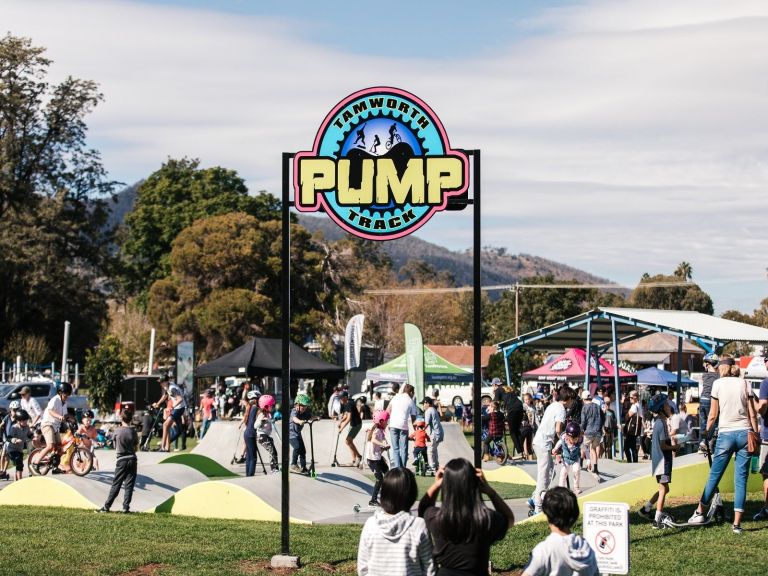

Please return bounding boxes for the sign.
[344,314,365,371]
[550,358,573,371]
[582,502,630,575]
[294,87,469,240]
[404,323,425,401]
[176,341,194,392]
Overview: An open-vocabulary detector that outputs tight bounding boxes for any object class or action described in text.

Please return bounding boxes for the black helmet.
[57,381,73,395]
[15,409,30,421]
[83,410,95,418]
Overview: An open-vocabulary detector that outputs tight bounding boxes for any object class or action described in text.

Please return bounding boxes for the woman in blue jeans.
[688,359,760,533]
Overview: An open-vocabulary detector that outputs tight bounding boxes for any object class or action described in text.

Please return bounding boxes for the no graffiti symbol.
[595,530,615,555]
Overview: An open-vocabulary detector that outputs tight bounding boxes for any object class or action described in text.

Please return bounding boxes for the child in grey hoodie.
[523,487,598,576]
[357,467,434,576]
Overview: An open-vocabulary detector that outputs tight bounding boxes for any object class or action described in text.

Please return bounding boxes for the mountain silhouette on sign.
[344,142,414,188]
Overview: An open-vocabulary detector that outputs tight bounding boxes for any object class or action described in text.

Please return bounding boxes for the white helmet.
[9,400,21,411]
[246,390,260,401]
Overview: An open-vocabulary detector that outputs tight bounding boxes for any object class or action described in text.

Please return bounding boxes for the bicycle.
[385,132,401,149]
[481,428,508,464]
[28,424,93,477]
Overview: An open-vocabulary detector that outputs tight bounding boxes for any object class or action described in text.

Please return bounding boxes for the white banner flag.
[344,314,365,371]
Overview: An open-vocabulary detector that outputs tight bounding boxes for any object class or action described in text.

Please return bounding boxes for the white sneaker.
[688,511,707,525]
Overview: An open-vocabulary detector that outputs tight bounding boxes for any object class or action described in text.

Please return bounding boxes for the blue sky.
[5,0,768,316]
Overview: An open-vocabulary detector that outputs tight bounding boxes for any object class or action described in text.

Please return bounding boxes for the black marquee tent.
[195,337,344,379]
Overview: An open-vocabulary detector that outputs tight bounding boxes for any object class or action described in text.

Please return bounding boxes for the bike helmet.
[57,381,73,395]
[373,410,390,427]
[414,416,426,428]
[703,352,719,365]
[83,410,95,419]
[8,400,20,411]
[294,393,310,407]
[15,409,30,421]
[648,393,668,414]
[258,394,276,410]
[246,390,260,401]
[564,421,581,437]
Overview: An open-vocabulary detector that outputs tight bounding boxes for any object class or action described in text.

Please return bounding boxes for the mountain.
[106,185,620,290]
[297,215,621,290]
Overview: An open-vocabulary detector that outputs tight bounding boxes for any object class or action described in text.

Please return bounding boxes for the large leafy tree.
[84,335,129,412]
[146,213,335,360]
[0,35,114,362]
[118,158,282,296]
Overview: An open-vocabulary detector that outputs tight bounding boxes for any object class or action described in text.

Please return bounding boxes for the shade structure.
[635,367,696,388]
[366,346,473,384]
[195,337,344,379]
[523,348,635,384]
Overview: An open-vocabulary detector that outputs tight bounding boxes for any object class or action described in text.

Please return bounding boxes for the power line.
[364,280,694,295]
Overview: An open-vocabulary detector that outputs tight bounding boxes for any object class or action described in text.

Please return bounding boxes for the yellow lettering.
[426,158,462,204]
[337,159,375,205]
[375,159,424,204]
[299,158,335,207]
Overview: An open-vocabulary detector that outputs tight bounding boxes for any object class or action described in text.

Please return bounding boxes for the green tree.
[147,213,333,360]
[84,335,129,413]
[0,35,114,362]
[118,158,282,295]
[630,268,713,314]
[675,262,693,280]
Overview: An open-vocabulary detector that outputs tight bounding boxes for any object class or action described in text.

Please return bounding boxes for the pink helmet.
[258,394,276,410]
[373,409,390,427]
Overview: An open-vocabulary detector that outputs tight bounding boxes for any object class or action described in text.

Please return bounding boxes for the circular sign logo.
[294,87,469,240]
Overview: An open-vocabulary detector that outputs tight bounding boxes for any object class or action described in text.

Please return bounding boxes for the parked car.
[353,383,396,406]
[0,377,90,414]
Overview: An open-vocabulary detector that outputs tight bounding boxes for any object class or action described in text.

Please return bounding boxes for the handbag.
[744,379,760,455]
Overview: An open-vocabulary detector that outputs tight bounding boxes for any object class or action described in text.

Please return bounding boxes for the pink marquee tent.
[523,348,635,385]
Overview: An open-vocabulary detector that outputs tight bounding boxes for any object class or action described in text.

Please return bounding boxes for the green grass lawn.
[1,493,766,575]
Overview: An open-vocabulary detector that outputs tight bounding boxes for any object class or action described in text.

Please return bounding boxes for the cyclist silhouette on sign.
[354,124,366,148]
[386,123,401,149]
[370,134,381,154]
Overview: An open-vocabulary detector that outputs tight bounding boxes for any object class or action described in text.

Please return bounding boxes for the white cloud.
[4,0,767,313]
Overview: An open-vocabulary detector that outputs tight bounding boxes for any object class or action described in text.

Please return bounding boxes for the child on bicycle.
[366,410,391,506]
[552,421,584,494]
[482,401,505,462]
[255,394,279,473]
[409,416,430,470]
[34,382,72,474]
[6,409,31,481]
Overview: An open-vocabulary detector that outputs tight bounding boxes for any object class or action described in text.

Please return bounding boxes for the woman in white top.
[688,359,760,534]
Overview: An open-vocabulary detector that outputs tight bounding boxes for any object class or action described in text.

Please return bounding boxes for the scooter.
[307,418,321,478]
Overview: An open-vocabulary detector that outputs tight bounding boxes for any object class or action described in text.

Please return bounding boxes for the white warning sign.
[582,502,629,575]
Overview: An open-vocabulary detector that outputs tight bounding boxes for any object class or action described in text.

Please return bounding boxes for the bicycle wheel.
[28,448,51,476]
[494,442,507,465]
[70,447,94,476]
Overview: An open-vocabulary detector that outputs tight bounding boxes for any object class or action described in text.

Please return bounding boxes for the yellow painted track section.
[484,466,536,486]
[154,481,309,524]
[0,477,96,509]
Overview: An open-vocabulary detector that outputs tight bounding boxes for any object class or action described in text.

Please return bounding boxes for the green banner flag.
[404,323,425,401]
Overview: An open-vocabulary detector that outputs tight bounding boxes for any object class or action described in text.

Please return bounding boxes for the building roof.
[426,345,497,370]
[617,332,704,355]
[496,307,768,355]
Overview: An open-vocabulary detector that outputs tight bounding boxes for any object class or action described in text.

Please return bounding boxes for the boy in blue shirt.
[289,394,313,474]
[638,394,679,528]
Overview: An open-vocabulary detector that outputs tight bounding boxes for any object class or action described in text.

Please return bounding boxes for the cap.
[491,377,501,386]
[718,357,735,367]
[20,386,31,395]
[581,390,591,400]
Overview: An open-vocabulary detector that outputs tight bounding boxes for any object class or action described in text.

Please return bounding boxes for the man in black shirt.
[698,352,720,451]
[338,391,363,466]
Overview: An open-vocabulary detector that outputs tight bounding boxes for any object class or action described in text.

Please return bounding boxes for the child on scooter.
[552,421,583,494]
[255,394,279,473]
[366,410,391,506]
[638,393,678,528]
